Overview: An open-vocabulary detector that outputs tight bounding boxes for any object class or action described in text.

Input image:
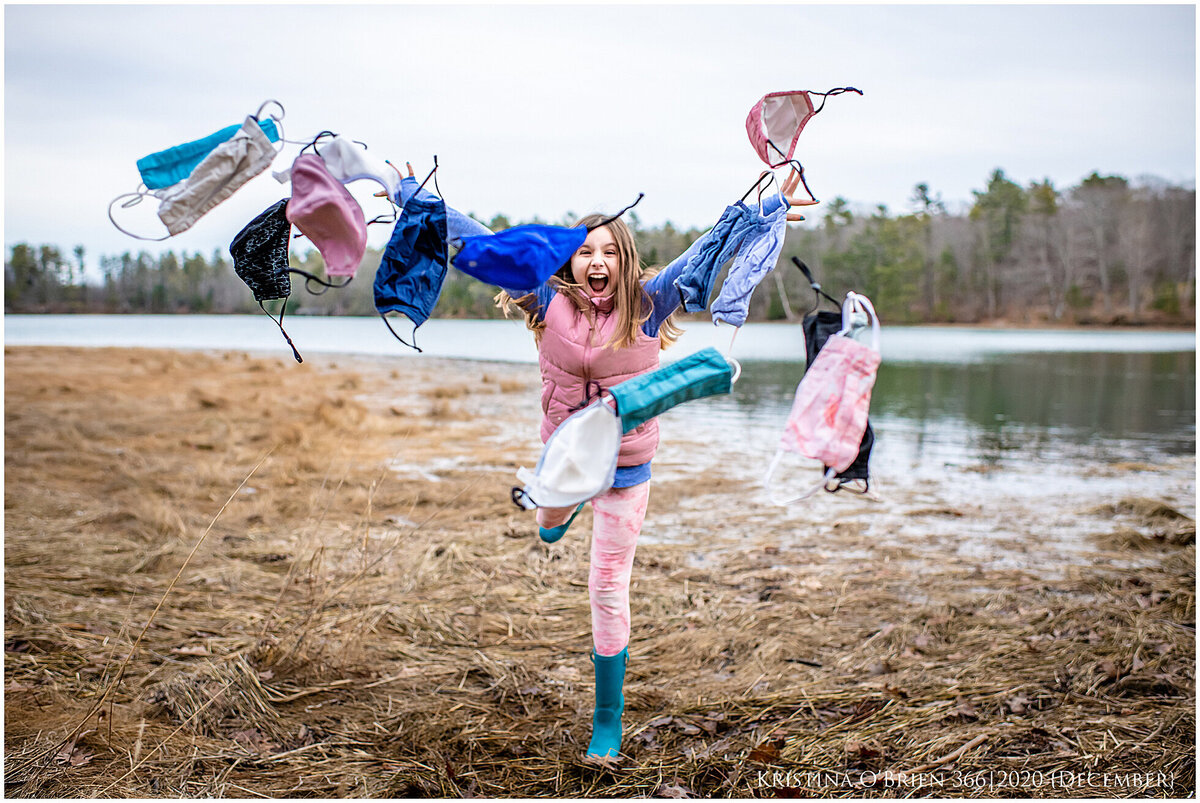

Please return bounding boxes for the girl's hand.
[782,166,816,221]
[375,161,416,197]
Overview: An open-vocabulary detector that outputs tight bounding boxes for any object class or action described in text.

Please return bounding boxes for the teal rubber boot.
[585,648,628,761]
[538,502,585,544]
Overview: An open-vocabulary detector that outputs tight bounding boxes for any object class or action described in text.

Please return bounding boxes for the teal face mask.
[137,118,280,190]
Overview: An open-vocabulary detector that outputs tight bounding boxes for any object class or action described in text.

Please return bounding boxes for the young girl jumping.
[496,213,684,763]
[397,168,794,763]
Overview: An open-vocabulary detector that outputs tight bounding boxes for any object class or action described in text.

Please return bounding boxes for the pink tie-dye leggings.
[537,482,650,657]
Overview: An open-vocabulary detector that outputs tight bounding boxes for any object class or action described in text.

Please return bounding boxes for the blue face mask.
[137,118,280,190]
[374,194,449,352]
[454,224,587,291]
[452,193,644,292]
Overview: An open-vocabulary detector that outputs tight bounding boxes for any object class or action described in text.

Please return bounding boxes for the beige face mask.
[155,116,279,236]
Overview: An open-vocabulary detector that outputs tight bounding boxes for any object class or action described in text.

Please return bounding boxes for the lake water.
[5,314,1195,469]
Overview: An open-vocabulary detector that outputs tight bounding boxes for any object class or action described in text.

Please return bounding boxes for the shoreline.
[3,309,1197,333]
[4,346,1194,797]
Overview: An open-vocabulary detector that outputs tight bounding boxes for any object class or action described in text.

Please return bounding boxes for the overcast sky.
[4,4,1195,272]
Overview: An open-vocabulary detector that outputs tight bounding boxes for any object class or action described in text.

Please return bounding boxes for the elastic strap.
[839,291,881,351]
[763,152,818,205]
[762,450,829,505]
[740,171,774,203]
[300,130,337,155]
[416,156,439,195]
[260,298,303,363]
[792,257,841,308]
[589,193,645,229]
[287,268,352,296]
[810,86,863,115]
[380,312,422,353]
[107,189,171,242]
[367,210,398,227]
[511,486,538,511]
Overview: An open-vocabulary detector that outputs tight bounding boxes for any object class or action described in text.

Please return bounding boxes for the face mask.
[286,154,368,277]
[745,87,862,167]
[455,224,587,291]
[228,199,302,363]
[764,292,880,503]
[155,116,279,236]
[514,401,623,510]
[607,347,735,432]
[137,118,280,191]
[454,194,642,292]
[374,193,449,351]
[315,135,402,202]
[513,347,737,510]
[230,199,291,302]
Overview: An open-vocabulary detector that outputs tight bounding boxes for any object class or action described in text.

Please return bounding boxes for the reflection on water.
[676,351,1196,467]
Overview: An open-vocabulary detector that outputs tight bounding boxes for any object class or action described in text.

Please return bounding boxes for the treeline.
[6,170,1195,324]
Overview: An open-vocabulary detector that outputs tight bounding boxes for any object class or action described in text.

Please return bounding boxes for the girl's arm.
[642,193,789,334]
[397,170,556,320]
[397,175,493,244]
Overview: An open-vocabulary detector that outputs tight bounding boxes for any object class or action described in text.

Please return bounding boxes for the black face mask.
[230,199,302,363]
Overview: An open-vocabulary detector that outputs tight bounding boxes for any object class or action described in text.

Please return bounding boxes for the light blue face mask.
[137,118,280,190]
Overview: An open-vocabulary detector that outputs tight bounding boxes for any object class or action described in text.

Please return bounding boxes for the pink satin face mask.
[765,292,880,503]
[745,87,863,167]
[286,154,367,277]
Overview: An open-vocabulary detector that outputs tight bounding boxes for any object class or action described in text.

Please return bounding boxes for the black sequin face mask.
[230,199,302,362]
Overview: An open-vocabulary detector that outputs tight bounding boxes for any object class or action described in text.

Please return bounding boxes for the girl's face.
[570,225,620,298]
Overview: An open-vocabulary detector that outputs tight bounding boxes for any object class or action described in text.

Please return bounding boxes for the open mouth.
[587,274,609,294]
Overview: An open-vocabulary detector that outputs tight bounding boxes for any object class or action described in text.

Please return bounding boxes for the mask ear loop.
[792,257,841,313]
[379,313,423,353]
[252,99,289,156]
[415,155,440,197]
[588,192,645,230]
[762,450,830,505]
[511,486,539,511]
[107,185,171,242]
[260,297,303,363]
[809,86,863,115]
[300,130,337,156]
[840,291,881,351]
[739,171,773,204]
[756,170,782,214]
[255,99,285,122]
[287,267,353,295]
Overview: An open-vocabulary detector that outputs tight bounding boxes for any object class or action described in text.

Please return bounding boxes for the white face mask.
[156,116,278,236]
[513,401,622,510]
[273,135,402,204]
[316,136,402,202]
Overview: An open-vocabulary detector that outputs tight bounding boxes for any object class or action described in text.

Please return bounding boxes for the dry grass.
[4,346,1194,798]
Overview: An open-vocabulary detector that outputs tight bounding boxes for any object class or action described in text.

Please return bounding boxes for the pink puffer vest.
[539,292,661,465]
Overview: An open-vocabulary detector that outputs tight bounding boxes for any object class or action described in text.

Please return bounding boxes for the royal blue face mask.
[452,193,644,291]
[454,224,587,292]
[137,118,280,190]
[374,194,449,352]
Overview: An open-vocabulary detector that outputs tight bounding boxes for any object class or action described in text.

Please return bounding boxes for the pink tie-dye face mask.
[765,292,880,503]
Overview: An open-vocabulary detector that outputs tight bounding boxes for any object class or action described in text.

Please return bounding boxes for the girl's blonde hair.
[495,214,682,350]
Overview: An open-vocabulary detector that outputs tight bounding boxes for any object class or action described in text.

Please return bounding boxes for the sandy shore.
[4,346,1194,798]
